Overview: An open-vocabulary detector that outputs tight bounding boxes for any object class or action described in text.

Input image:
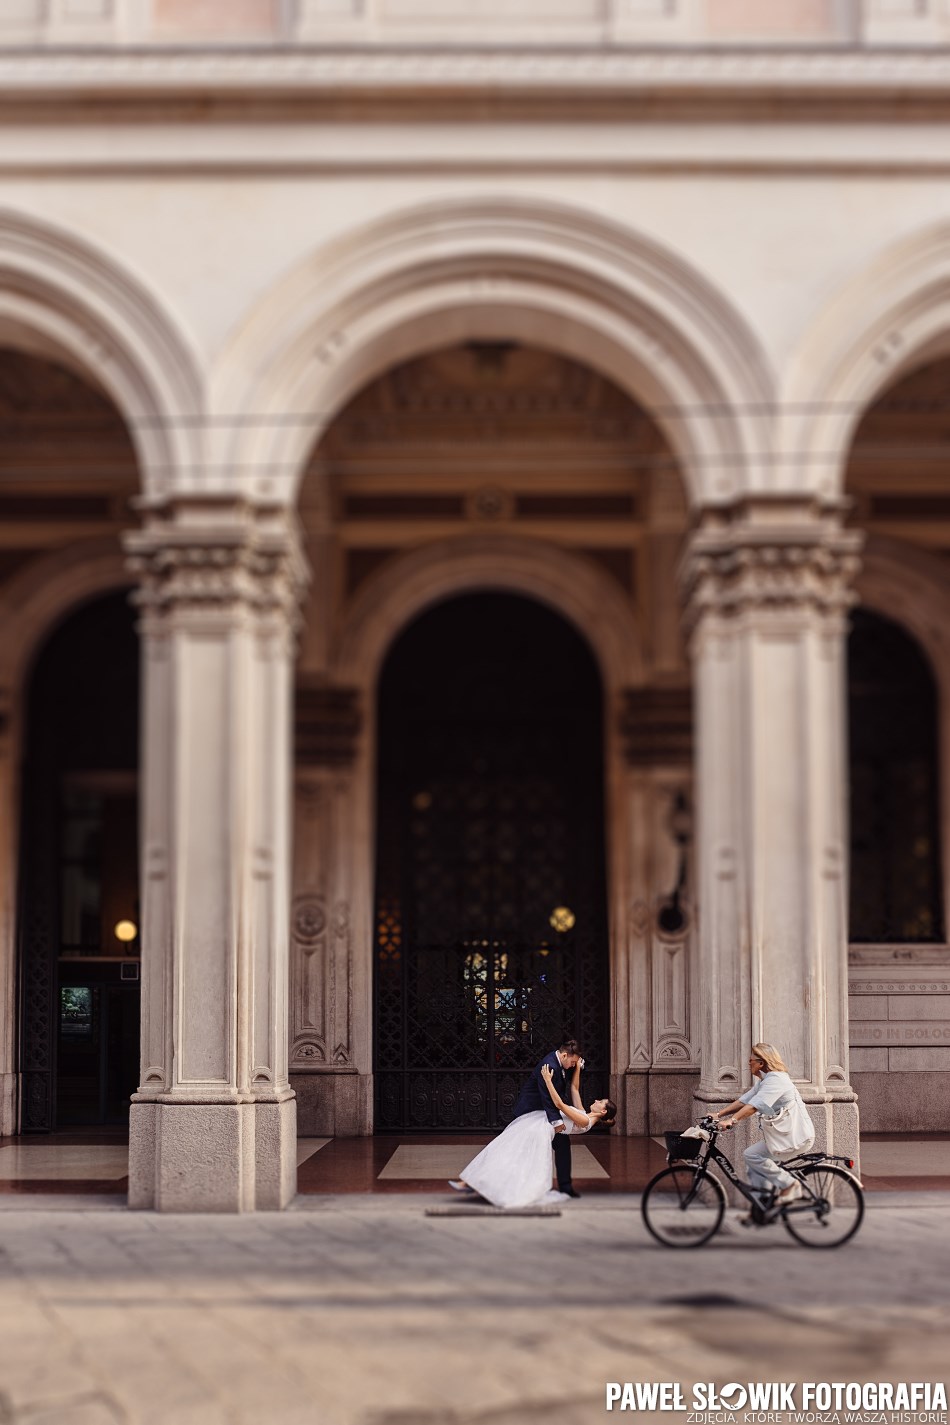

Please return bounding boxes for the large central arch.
[214,196,775,510]
[253,204,739,1134]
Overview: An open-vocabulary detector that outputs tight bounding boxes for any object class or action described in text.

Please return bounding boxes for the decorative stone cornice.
[680,497,863,638]
[124,498,308,619]
[7,47,950,114]
[5,46,950,94]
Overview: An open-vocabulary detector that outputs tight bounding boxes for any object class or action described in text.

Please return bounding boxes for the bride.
[452,1060,616,1208]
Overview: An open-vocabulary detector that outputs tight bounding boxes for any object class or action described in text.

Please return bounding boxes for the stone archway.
[0,207,203,498]
[0,539,130,1135]
[215,210,749,1140]
[214,195,774,511]
[783,222,950,501]
[337,532,644,694]
[0,347,146,1139]
[18,590,140,1133]
[372,590,610,1131]
[215,201,766,1139]
[0,214,201,1133]
[291,516,695,1136]
[856,538,950,923]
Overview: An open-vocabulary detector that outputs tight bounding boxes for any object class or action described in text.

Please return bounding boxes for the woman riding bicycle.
[711,1042,815,1215]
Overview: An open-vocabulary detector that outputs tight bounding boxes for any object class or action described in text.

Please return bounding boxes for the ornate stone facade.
[1,11,950,1207]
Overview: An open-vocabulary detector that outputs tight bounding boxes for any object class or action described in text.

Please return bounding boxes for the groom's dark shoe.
[560,1186,582,1199]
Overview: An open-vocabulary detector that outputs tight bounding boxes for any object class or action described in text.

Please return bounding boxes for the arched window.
[848,608,943,943]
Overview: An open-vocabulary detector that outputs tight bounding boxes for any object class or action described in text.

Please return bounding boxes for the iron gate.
[373,595,609,1131]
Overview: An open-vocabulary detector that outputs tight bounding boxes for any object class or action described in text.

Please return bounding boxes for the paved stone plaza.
[0,1192,947,1425]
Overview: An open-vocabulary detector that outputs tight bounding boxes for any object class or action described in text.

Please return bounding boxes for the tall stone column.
[682,498,862,1161]
[124,498,307,1211]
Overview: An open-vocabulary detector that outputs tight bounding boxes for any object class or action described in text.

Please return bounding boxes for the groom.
[511,1037,583,1198]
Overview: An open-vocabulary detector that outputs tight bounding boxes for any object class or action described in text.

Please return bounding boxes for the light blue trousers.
[743,1139,801,1195]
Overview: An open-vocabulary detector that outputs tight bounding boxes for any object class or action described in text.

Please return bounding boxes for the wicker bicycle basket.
[664,1130,703,1161]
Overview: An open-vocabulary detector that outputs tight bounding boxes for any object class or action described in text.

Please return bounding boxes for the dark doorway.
[19,591,140,1131]
[373,593,610,1131]
[848,607,943,943]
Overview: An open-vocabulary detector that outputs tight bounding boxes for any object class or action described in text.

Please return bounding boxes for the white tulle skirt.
[459,1110,570,1208]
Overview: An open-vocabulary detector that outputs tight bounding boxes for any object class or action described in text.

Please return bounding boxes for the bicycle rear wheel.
[641,1165,725,1248]
[782,1163,864,1248]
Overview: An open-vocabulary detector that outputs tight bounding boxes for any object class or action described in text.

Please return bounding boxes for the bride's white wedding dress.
[459,1109,591,1208]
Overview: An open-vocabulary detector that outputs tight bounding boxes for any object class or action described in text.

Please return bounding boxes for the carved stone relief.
[290,706,358,1071]
[291,885,329,1066]
[681,503,863,643]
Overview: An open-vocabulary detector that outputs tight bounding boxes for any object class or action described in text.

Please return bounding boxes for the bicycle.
[641,1115,865,1249]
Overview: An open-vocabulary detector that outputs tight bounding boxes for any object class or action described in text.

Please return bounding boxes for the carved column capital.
[123,496,309,623]
[680,498,863,641]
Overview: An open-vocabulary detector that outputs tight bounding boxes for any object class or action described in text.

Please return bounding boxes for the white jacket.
[739,1070,814,1151]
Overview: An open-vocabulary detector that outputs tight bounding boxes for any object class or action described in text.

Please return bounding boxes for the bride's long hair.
[591,1098,617,1126]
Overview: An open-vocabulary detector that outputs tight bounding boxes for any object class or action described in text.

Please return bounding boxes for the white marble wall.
[3,9,950,1206]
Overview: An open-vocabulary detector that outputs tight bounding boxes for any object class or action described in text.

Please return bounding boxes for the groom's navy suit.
[512,1050,573,1193]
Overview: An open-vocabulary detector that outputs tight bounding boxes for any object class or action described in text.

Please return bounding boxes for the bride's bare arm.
[570,1060,584,1111]
[540,1064,590,1129]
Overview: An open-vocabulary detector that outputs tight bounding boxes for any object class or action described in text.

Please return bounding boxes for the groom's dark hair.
[559,1037,581,1054]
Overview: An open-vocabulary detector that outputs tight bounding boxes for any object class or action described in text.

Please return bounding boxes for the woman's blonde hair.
[751,1042,788,1073]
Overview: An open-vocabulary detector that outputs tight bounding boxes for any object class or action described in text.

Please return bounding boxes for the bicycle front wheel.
[782,1163,864,1248]
[641,1165,726,1248]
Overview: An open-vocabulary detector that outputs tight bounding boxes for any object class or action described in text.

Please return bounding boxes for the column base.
[805,1097,861,1172]
[291,1070,372,1136]
[0,1071,16,1137]
[613,1070,700,1136]
[129,1095,297,1212]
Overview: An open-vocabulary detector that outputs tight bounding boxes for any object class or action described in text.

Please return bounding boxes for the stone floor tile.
[0,1349,103,1415]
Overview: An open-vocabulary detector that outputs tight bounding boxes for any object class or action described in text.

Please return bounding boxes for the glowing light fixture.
[114,919,138,943]
[549,906,576,933]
